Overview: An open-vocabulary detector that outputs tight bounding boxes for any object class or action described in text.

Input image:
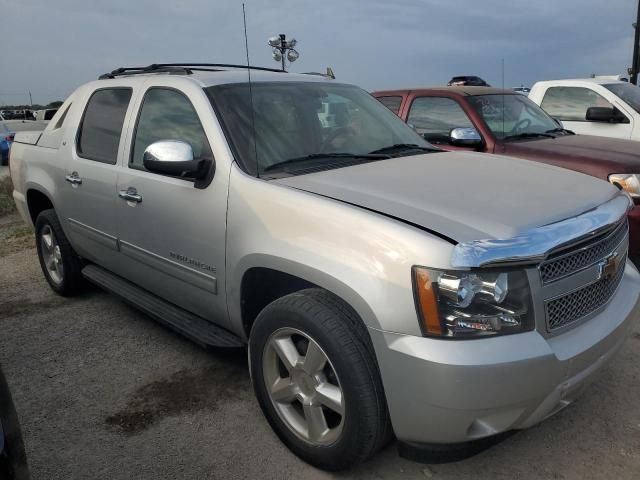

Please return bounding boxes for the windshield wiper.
[503,132,556,141]
[262,152,390,172]
[368,144,438,155]
[545,127,575,135]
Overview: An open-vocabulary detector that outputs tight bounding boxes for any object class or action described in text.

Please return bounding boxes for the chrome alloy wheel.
[40,225,64,285]
[263,327,345,446]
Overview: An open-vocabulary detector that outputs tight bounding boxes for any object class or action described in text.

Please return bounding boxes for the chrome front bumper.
[370,261,640,445]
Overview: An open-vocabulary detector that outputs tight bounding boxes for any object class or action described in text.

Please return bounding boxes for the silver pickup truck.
[9,64,640,470]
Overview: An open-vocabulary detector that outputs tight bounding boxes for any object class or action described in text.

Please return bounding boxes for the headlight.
[412,266,534,338]
[609,173,640,199]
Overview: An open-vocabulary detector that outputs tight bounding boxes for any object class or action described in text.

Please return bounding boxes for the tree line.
[1,101,64,110]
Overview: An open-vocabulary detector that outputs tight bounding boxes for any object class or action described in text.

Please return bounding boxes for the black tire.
[35,209,84,296]
[249,288,390,471]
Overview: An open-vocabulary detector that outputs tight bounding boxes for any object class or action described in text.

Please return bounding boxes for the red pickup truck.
[373,87,640,260]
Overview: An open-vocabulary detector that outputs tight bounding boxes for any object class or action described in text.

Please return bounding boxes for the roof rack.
[99,63,286,79]
[301,67,336,80]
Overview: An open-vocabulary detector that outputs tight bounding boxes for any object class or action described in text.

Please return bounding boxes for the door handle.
[65,172,82,185]
[118,188,142,203]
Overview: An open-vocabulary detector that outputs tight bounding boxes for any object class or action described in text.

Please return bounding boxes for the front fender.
[226,166,455,336]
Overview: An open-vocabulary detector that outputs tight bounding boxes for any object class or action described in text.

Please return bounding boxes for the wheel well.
[26,189,54,224]
[241,267,317,336]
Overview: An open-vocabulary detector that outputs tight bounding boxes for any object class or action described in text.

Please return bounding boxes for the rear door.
[113,83,228,326]
[57,86,135,270]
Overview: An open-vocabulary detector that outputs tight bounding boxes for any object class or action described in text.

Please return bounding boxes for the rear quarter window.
[376,96,403,115]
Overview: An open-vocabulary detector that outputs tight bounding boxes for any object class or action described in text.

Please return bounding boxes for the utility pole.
[631,0,640,85]
[28,90,33,106]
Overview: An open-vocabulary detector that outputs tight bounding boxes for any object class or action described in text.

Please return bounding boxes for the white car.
[529,78,640,140]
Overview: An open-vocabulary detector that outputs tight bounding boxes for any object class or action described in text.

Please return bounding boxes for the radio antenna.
[242,3,259,177]
[501,58,505,141]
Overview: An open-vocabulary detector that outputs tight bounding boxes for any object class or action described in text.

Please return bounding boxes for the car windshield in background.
[467,94,559,140]
[604,83,640,113]
[206,82,432,176]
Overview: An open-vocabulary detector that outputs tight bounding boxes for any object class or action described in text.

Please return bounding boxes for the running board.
[82,264,244,348]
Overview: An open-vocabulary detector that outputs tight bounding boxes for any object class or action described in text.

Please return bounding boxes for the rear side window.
[77,88,132,164]
[407,97,474,143]
[540,87,614,122]
[376,96,402,115]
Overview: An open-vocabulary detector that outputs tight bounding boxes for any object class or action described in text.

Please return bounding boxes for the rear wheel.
[249,288,390,471]
[35,209,85,296]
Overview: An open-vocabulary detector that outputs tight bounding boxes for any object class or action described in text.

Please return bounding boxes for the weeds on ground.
[0,176,33,256]
[0,176,16,216]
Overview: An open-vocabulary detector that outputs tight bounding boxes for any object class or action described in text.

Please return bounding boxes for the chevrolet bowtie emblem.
[597,252,620,281]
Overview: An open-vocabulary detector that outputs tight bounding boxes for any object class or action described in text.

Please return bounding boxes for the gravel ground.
[1,241,640,479]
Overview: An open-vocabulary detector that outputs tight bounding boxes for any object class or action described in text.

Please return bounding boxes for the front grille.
[545,253,626,331]
[539,220,628,284]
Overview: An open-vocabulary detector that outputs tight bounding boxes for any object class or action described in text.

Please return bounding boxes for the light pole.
[268,34,299,71]
[630,1,640,85]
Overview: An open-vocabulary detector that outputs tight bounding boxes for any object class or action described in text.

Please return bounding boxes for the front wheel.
[249,288,390,471]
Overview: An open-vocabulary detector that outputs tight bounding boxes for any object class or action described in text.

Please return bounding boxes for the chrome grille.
[539,220,628,284]
[545,253,627,331]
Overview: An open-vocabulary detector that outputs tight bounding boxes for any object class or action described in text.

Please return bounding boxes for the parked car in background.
[447,75,490,86]
[372,86,640,262]
[513,86,530,95]
[10,65,640,470]
[528,79,640,140]
[0,364,29,480]
[34,109,58,122]
[1,122,15,166]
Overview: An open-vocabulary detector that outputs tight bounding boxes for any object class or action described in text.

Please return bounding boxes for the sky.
[0,0,637,105]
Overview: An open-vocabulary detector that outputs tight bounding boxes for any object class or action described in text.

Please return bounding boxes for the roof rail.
[99,63,286,79]
[301,67,336,80]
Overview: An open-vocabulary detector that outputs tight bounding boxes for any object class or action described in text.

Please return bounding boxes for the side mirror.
[143,140,211,179]
[585,106,627,123]
[449,127,482,147]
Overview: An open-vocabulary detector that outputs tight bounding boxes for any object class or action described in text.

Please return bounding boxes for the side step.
[82,264,244,348]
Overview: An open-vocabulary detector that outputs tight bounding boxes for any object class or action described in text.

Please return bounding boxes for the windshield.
[467,94,559,140]
[206,82,431,176]
[604,83,640,113]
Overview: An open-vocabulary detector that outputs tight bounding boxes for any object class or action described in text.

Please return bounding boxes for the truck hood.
[501,134,640,178]
[273,151,619,243]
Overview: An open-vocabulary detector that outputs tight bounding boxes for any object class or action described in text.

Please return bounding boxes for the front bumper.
[370,261,640,445]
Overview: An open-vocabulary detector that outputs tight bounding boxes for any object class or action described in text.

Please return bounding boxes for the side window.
[77,88,132,164]
[407,97,474,143]
[541,87,614,121]
[376,96,402,115]
[131,88,211,172]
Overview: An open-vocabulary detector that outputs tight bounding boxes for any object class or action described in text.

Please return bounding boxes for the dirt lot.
[1,218,640,479]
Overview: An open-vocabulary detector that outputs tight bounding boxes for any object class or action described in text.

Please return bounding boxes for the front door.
[114,86,228,326]
[58,87,133,270]
[405,96,479,150]
[539,86,634,139]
